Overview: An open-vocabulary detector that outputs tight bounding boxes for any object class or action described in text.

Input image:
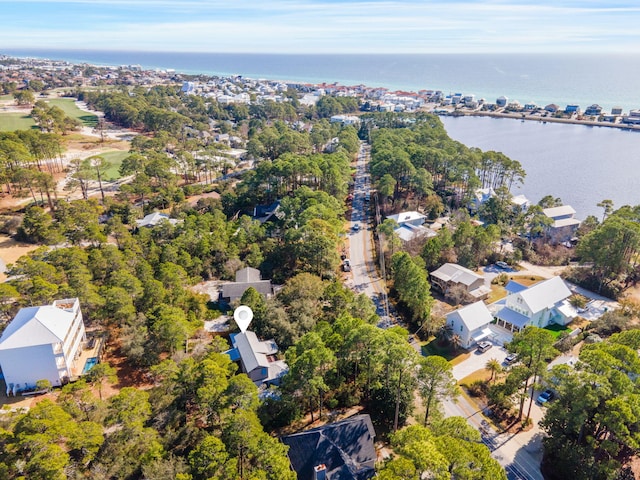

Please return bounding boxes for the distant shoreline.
[460,110,640,132]
[3,50,639,113]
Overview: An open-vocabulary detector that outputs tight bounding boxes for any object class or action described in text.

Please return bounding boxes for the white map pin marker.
[234,305,254,333]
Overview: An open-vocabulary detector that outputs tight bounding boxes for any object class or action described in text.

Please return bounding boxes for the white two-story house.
[446,301,495,349]
[0,298,86,394]
[494,276,577,333]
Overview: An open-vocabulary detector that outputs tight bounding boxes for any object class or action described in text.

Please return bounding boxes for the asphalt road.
[348,144,544,480]
[347,143,393,327]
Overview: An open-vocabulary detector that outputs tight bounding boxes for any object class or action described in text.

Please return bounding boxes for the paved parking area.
[452,342,509,381]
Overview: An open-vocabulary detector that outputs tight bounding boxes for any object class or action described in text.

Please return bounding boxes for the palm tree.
[450,334,462,352]
[437,323,453,345]
[486,358,502,383]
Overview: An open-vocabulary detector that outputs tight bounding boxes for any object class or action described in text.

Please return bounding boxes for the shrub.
[467,380,488,397]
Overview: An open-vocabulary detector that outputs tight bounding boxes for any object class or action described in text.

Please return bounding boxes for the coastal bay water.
[440,115,640,219]
[5,49,640,112]
[6,49,639,219]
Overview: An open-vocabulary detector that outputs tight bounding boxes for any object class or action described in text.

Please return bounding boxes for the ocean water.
[440,115,640,219]
[5,49,640,112]
[5,49,639,218]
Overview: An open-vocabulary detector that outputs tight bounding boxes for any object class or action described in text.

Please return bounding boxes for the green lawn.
[46,98,98,127]
[0,112,36,131]
[544,323,571,339]
[422,338,469,363]
[98,151,129,181]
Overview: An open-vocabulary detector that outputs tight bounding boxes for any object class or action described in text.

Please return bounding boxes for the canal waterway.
[440,115,640,220]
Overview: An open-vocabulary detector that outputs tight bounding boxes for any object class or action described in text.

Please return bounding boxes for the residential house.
[430,263,490,301]
[511,194,530,212]
[135,212,179,228]
[622,109,640,125]
[330,115,360,125]
[226,331,288,386]
[0,298,86,394]
[252,200,281,223]
[543,205,581,243]
[496,96,508,107]
[544,104,560,113]
[494,276,576,333]
[386,211,427,227]
[565,105,581,115]
[584,104,602,116]
[470,187,496,213]
[446,301,495,349]
[281,414,376,480]
[221,267,275,303]
[385,211,436,242]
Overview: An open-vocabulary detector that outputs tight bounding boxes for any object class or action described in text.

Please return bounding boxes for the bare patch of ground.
[0,234,39,281]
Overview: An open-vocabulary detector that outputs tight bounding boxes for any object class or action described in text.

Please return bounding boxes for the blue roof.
[495,307,531,329]
[505,280,528,294]
[225,347,241,362]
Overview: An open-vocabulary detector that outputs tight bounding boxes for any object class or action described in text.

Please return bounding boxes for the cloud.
[2,0,640,53]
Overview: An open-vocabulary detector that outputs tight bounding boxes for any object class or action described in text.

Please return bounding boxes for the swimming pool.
[82,357,98,374]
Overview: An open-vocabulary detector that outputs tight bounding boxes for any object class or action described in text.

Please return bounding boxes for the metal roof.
[431,263,483,287]
[447,301,494,332]
[0,304,75,350]
[519,276,572,314]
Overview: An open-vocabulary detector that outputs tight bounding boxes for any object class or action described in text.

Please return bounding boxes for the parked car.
[504,353,518,365]
[496,261,509,269]
[537,389,555,404]
[342,259,351,272]
[353,224,360,232]
[476,341,492,353]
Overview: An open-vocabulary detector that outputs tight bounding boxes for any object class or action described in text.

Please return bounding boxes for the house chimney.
[313,464,327,480]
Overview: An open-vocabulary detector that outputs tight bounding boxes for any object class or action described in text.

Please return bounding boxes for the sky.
[1,0,640,54]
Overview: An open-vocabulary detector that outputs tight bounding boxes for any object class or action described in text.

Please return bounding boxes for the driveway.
[452,342,509,381]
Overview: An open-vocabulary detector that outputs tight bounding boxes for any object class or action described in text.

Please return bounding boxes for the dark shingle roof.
[281,414,376,480]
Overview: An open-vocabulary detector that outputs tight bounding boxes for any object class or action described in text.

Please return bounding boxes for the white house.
[386,211,436,242]
[0,298,86,394]
[386,211,427,227]
[136,212,180,228]
[494,276,577,333]
[446,301,495,349]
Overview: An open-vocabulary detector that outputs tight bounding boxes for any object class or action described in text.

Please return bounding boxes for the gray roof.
[394,224,436,242]
[235,267,261,283]
[221,280,273,301]
[231,331,287,384]
[519,276,572,314]
[233,331,270,373]
[495,306,531,329]
[553,218,581,228]
[431,263,483,287]
[447,301,494,332]
[135,212,179,227]
[281,414,376,480]
[543,205,576,219]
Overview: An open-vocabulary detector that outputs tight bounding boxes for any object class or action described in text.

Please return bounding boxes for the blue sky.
[2,0,640,53]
